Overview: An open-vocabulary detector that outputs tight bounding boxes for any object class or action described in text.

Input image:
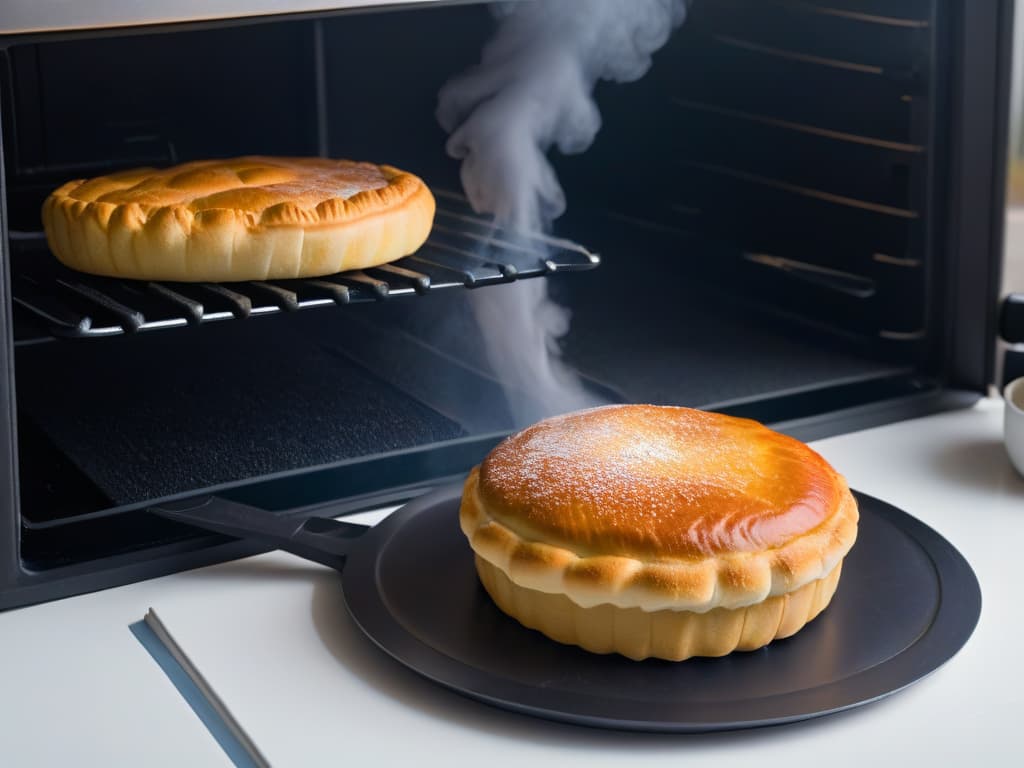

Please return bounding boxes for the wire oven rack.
[9,190,599,343]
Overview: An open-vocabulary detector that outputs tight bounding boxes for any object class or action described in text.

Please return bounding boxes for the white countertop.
[1,399,1022,766]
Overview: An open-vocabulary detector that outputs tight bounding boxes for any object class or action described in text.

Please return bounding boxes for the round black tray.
[342,484,981,732]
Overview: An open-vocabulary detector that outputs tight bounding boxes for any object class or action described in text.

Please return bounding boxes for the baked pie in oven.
[42,156,435,282]
[460,404,859,661]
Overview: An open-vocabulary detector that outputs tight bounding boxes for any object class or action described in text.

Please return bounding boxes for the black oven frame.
[0,0,1012,609]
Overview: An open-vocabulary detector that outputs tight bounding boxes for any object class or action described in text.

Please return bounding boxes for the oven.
[0,0,1013,609]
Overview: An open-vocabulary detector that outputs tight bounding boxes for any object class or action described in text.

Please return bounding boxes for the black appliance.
[0,0,1013,609]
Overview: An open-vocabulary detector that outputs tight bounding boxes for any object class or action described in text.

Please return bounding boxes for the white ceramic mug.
[1005,377,1024,477]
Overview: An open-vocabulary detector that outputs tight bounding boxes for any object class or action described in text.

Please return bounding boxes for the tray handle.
[150,496,366,570]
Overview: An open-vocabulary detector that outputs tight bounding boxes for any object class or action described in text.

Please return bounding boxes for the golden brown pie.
[459,404,859,661]
[42,156,435,281]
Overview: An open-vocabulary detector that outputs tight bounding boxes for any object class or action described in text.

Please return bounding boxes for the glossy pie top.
[477,404,846,560]
[57,156,392,217]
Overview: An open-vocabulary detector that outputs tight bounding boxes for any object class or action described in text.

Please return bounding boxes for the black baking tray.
[157,482,981,732]
[341,484,981,732]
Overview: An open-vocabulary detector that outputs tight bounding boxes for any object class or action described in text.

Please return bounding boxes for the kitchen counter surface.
[1,398,1021,766]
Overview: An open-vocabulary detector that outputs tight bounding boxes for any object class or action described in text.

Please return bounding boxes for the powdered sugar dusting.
[479,405,838,559]
[99,158,391,210]
[262,163,388,202]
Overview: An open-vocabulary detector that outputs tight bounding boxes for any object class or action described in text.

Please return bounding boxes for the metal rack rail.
[10,191,599,343]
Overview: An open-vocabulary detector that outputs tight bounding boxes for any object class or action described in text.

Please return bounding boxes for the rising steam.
[437,0,687,424]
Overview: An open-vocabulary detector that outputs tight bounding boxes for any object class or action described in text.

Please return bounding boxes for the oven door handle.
[149,496,366,570]
[1002,293,1024,344]
[1001,294,1024,388]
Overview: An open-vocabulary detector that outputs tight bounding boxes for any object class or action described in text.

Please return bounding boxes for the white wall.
[1004,4,1024,295]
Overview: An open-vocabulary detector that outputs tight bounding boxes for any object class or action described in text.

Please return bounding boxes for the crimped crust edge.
[459,466,858,613]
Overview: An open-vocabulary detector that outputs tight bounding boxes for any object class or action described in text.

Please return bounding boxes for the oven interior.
[0,0,985,577]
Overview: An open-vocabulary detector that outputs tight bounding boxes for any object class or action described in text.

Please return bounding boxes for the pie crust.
[459,404,859,661]
[42,156,435,282]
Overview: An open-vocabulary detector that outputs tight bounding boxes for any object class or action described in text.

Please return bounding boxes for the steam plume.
[437,0,687,424]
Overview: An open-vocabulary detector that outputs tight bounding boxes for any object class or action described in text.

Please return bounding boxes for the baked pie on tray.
[460,404,859,661]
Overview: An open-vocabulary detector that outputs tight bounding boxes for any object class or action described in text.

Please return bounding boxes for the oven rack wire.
[8,191,599,343]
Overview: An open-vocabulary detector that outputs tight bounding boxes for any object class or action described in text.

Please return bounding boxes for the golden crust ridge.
[475,555,843,661]
[460,458,859,614]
